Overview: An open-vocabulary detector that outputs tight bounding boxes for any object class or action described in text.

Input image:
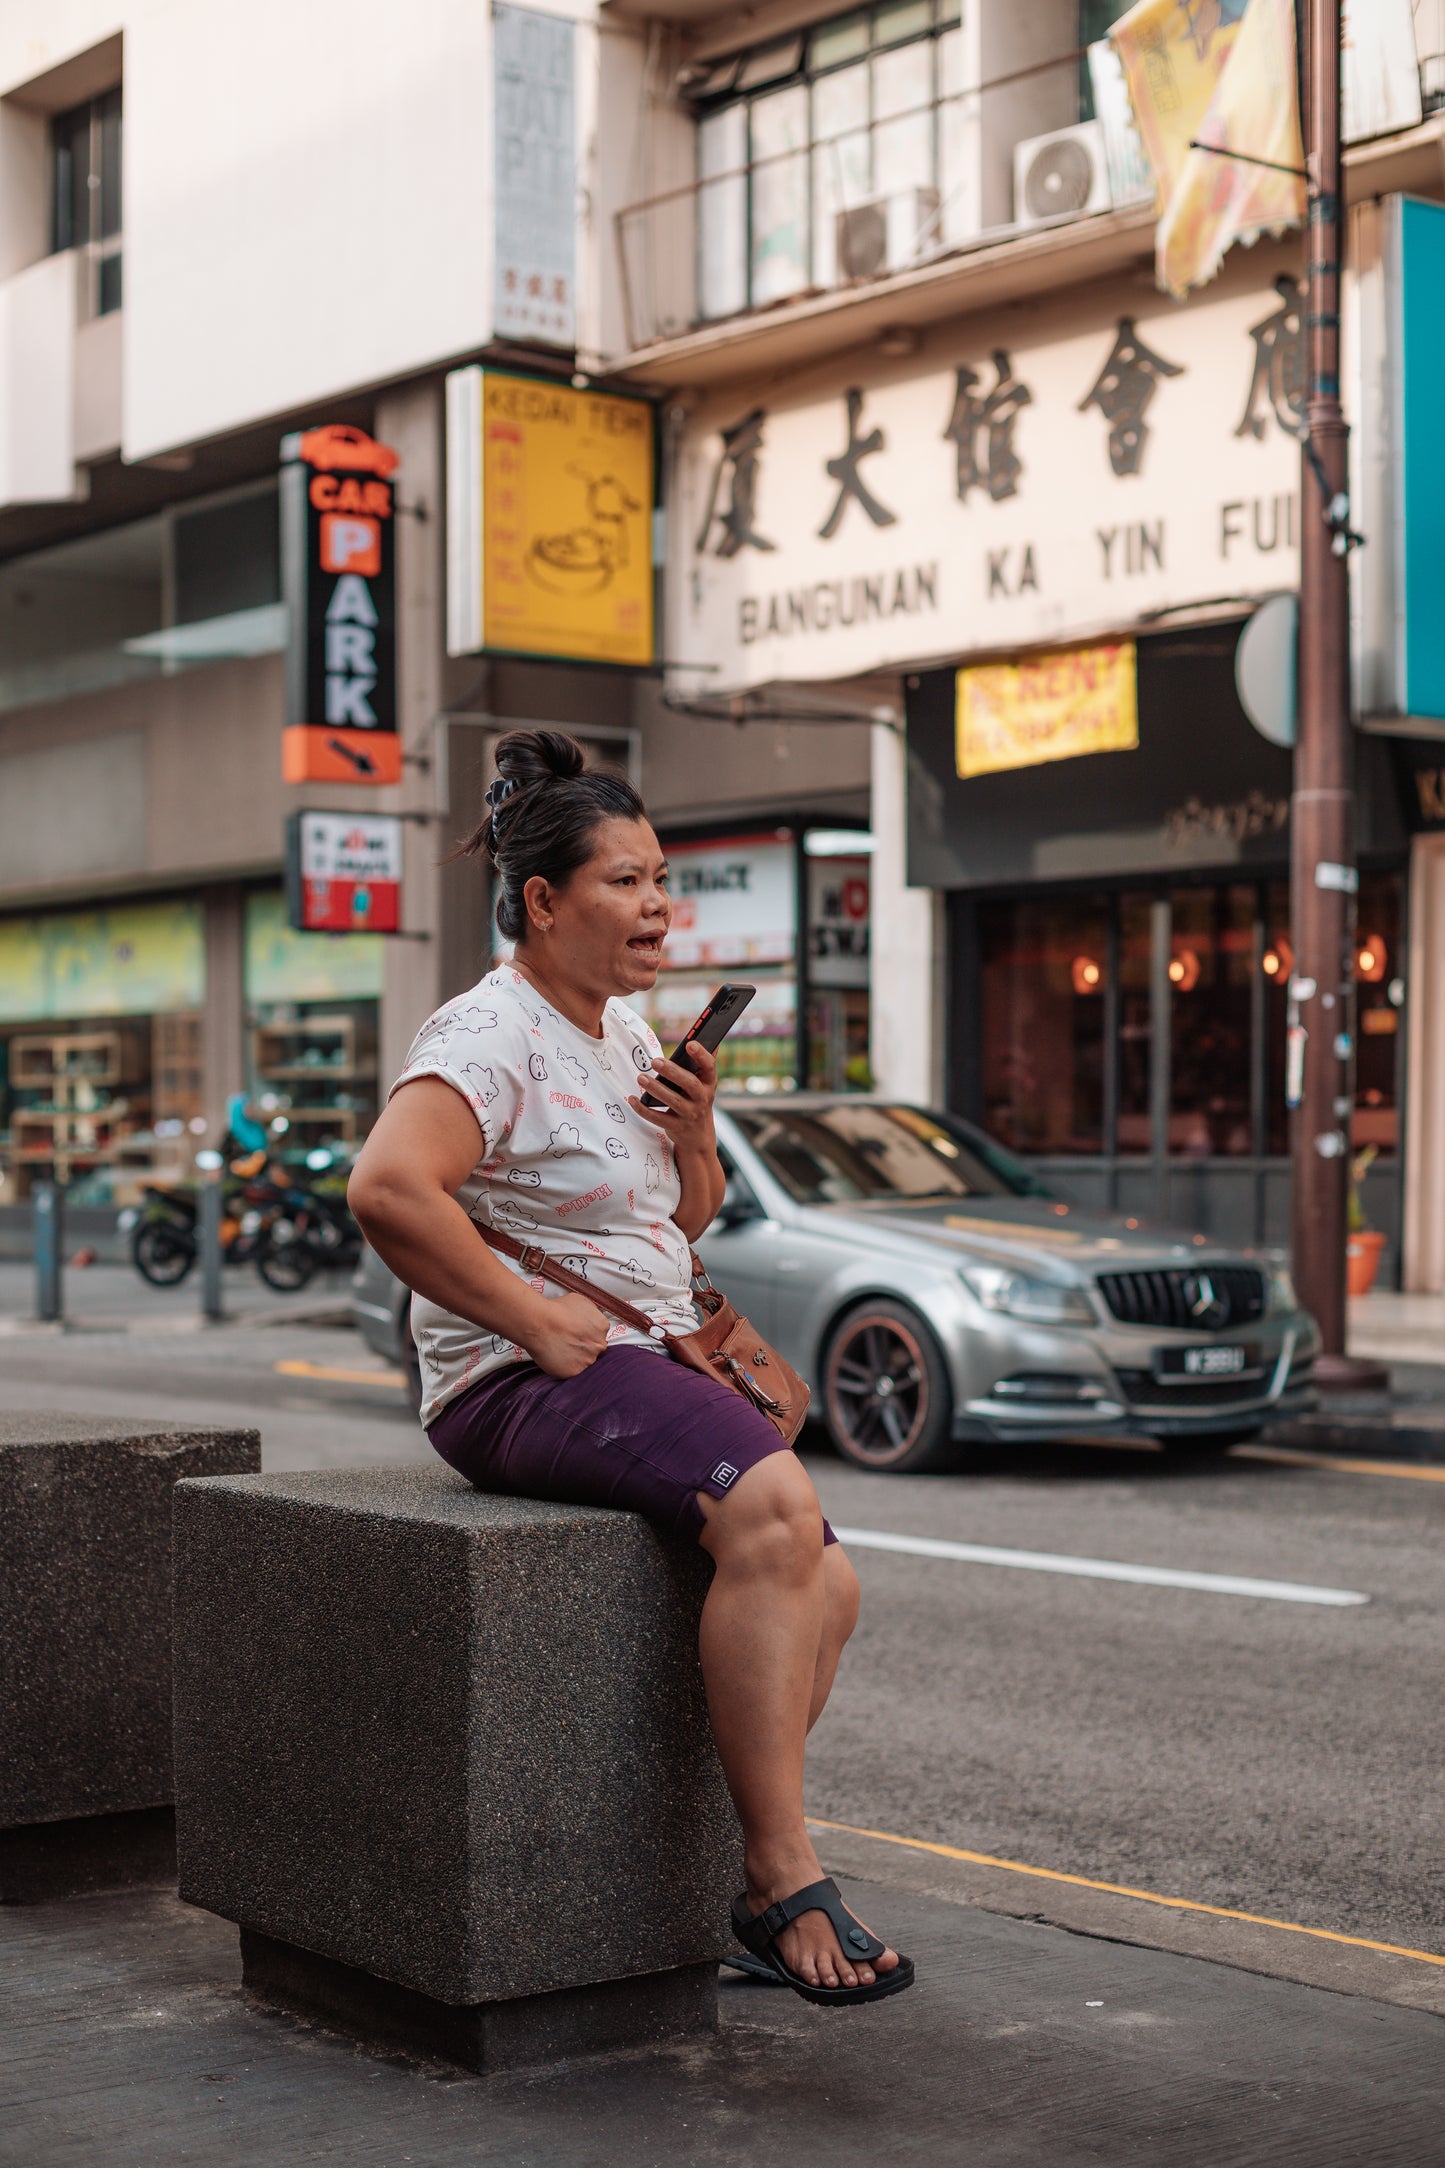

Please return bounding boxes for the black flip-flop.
[720,1952,788,1986]
[731,1877,916,2007]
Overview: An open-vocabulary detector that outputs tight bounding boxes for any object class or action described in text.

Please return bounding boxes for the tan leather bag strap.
[477,1223,664,1338]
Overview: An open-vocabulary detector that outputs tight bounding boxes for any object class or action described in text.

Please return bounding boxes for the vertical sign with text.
[280,424,401,785]
[493,5,576,350]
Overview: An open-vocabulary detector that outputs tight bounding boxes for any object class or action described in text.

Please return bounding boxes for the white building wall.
[120,0,496,458]
[2,0,606,463]
[0,251,78,506]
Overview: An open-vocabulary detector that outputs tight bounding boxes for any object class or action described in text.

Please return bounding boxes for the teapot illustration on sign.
[526,465,642,597]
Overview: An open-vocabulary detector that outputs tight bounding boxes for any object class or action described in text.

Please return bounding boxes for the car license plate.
[1159,1344,1254,1378]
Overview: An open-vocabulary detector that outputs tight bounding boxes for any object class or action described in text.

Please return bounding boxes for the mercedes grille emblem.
[1183,1272,1231,1329]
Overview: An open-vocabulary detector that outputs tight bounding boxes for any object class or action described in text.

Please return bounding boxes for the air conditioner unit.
[1013,121,1113,229]
[834,187,941,281]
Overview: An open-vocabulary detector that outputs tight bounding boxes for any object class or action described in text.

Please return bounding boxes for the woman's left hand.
[628,1041,718,1146]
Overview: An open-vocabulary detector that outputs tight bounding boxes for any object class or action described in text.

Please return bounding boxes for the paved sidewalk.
[1348,1290,1445,1369]
[0,1260,352,1335]
[3,1868,1442,2167]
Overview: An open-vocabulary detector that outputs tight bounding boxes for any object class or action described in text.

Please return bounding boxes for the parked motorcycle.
[253,1150,362,1292]
[125,1147,285,1286]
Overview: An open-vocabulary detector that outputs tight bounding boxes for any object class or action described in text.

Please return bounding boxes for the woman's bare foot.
[745,1847,901,1990]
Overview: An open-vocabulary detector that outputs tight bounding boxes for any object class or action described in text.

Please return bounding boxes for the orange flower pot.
[1346,1228,1387,1297]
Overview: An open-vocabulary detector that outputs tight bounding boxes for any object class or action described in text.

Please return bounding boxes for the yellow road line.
[1071,1435,1445,1484]
[1235,1443,1445,1484]
[274,1358,407,1389]
[805,1816,1445,1970]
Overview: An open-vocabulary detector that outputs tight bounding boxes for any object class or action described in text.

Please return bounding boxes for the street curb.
[810,1823,1445,2020]
[1262,1414,1445,1465]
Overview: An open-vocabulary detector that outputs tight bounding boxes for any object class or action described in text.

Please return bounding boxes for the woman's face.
[529,816,672,996]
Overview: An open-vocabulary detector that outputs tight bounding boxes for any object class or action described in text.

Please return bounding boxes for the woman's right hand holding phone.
[525,1291,611,1378]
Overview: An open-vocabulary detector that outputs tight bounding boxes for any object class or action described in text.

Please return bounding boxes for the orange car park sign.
[280,424,402,785]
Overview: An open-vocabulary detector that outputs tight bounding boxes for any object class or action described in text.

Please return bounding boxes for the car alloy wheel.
[822,1301,953,1473]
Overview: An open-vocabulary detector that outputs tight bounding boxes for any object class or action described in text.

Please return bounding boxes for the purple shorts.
[426,1343,836,1548]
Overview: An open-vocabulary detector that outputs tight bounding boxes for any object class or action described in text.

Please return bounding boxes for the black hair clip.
[484,774,518,849]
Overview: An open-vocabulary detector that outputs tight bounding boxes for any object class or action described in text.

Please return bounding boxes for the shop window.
[1115,892,1154,1156]
[975,873,1405,1168]
[1168,884,1255,1156]
[979,897,1107,1153]
[172,487,281,626]
[51,86,123,316]
[0,485,285,716]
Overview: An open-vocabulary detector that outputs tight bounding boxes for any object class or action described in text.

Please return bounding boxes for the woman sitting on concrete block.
[348,727,912,2009]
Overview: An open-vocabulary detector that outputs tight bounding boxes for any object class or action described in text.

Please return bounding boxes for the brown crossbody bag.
[477,1224,810,1445]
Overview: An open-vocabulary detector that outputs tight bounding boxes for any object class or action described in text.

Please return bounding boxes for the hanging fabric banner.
[1156,0,1306,299]
[956,642,1139,780]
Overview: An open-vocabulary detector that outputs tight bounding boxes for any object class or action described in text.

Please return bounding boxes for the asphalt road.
[3,1288,1442,1968]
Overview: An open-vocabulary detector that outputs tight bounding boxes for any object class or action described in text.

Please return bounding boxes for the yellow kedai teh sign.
[955,641,1139,780]
[480,374,654,666]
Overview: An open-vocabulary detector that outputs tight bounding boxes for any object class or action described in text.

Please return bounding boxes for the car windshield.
[726,1103,1057,1207]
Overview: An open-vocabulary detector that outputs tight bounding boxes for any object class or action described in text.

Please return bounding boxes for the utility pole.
[1290,0,1366,1382]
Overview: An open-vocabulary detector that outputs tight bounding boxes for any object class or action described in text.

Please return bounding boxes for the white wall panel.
[0,250,78,506]
[121,0,496,458]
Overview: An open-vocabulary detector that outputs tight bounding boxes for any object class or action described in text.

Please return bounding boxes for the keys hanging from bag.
[476,1224,810,1445]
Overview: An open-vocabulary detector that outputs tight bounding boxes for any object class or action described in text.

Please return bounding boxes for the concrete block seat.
[0,1413,260,1902]
[172,1464,743,2072]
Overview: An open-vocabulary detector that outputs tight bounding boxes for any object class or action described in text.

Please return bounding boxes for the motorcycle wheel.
[133,1222,196,1286]
[256,1234,317,1293]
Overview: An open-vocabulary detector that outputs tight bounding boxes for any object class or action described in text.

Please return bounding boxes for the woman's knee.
[700,1452,825,1575]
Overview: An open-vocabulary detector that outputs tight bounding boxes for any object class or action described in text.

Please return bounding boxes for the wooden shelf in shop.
[259,1064,377,1082]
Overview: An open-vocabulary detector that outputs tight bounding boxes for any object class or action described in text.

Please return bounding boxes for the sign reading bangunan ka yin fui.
[285,811,403,934]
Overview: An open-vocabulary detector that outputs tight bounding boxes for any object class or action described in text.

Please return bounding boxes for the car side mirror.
[716,1180,764,1229]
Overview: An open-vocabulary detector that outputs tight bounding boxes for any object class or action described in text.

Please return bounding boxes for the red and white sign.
[660,833,796,972]
[287,811,403,934]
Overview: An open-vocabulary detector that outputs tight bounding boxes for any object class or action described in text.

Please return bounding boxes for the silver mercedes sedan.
[352,1096,1319,1474]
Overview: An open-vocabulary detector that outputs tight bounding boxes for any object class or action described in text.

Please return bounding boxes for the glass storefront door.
[966,870,1406,1262]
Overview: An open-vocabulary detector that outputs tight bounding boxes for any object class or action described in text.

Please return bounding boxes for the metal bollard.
[33,1179,63,1323]
[198,1174,224,1322]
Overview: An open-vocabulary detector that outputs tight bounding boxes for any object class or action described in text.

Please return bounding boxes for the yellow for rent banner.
[955,642,1139,780]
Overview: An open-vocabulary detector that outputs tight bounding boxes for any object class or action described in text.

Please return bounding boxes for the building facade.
[603,0,1445,1291]
[2,0,1444,1291]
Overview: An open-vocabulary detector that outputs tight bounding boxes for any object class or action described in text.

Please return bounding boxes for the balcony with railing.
[612,0,1445,367]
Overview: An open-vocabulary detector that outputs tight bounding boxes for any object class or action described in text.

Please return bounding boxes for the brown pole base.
[0,1806,176,1904]
[240,1929,719,2074]
[1312,1353,1392,1395]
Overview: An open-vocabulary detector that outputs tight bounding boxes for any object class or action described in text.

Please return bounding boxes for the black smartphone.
[640,984,757,1109]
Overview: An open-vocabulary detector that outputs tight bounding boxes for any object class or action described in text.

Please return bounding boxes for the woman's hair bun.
[494,728,585,792]
[454,727,647,942]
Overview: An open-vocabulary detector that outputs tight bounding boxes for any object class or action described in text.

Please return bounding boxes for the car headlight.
[961,1266,1094,1326]
[1268,1264,1299,1314]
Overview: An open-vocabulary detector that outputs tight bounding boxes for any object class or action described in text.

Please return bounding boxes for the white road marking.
[832,1526,1369,1607]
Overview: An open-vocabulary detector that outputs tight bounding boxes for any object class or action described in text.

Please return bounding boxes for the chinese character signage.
[285,811,403,934]
[446,367,655,666]
[675,269,1304,691]
[956,643,1138,781]
[280,425,401,785]
[493,5,575,349]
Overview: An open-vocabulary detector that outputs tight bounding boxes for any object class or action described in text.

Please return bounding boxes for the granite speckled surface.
[173,1464,743,2008]
[1,1415,261,1829]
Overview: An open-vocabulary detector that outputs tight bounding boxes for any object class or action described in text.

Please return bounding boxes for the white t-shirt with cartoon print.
[390,965,700,1426]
